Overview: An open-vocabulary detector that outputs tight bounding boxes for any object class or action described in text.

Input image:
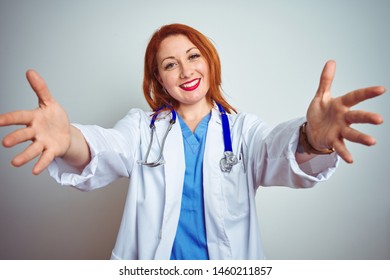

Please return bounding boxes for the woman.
[0,24,385,259]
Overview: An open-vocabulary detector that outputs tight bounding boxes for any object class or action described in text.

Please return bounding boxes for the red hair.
[143,23,236,113]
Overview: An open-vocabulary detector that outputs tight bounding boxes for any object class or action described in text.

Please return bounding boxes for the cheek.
[159,73,175,88]
[199,61,210,82]
[201,67,210,86]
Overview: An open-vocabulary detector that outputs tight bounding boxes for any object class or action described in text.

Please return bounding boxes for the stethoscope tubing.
[138,104,237,172]
[137,109,176,167]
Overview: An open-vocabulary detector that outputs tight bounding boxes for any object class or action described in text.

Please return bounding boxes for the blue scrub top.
[170,113,211,260]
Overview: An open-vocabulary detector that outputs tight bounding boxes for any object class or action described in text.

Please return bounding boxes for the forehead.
[157,35,196,59]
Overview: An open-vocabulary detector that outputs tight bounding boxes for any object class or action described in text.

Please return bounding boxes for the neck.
[177,101,213,132]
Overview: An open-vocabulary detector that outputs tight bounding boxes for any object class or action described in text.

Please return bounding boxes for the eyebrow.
[160,47,199,65]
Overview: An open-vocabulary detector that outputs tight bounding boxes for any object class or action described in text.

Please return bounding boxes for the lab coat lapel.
[204,109,224,175]
[154,116,185,259]
[162,118,185,193]
[203,107,233,259]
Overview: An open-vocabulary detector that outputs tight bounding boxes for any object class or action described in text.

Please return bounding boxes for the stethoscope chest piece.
[220,151,238,173]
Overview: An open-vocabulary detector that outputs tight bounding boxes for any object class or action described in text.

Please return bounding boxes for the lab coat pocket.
[221,157,250,218]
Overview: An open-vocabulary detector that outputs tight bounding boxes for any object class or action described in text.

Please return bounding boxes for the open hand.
[306,60,386,163]
[0,70,71,174]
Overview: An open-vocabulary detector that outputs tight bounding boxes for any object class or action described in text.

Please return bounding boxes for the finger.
[32,150,55,175]
[315,60,336,99]
[345,110,384,125]
[341,126,376,146]
[26,69,54,106]
[341,86,386,107]
[333,139,353,164]
[11,141,44,167]
[0,110,34,126]
[2,127,35,147]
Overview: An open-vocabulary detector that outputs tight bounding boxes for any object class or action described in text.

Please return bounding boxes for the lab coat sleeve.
[47,109,142,191]
[247,116,339,188]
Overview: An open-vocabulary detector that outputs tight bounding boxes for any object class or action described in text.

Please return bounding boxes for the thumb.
[26,69,53,106]
[315,60,336,99]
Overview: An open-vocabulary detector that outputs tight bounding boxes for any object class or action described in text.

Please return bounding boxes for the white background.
[0,0,389,259]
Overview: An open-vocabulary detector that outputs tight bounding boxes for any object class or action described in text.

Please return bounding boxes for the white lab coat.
[48,105,338,259]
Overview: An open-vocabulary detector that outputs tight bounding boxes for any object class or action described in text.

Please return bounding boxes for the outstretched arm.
[296,60,385,164]
[0,70,91,175]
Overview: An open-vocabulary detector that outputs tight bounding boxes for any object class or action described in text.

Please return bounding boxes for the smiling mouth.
[179,78,201,91]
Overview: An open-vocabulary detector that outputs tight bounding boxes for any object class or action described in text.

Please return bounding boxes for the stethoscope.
[137,103,238,173]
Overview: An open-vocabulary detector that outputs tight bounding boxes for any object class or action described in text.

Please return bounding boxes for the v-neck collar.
[178,113,211,153]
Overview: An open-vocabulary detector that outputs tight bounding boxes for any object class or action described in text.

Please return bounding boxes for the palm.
[0,70,71,174]
[305,60,385,163]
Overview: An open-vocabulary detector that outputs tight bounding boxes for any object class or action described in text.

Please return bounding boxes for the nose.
[179,61,193,79]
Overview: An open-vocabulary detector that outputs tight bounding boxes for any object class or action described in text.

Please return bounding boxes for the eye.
[189,53,201,60]
[163,62,177,70]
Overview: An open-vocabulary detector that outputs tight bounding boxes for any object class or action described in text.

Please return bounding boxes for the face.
[156,35,210,109]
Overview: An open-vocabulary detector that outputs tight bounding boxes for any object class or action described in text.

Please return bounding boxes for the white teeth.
[182,79,199,88]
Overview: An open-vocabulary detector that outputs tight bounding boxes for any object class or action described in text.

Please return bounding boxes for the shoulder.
[227,112,272,140]
[126,108,152,119]
[112,108,152,131]
[120,108,155,122]
[230,112,267,127]
[114,108,176,128]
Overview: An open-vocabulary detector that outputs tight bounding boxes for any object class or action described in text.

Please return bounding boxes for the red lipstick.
[179,78,201,91]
